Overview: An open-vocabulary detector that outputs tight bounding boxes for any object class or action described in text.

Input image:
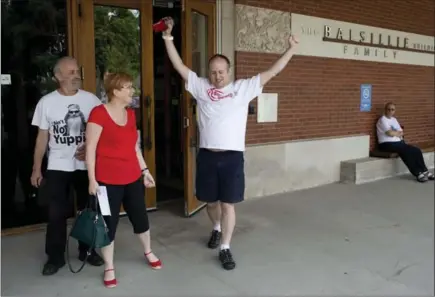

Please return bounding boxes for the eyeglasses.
[387,108,395,111]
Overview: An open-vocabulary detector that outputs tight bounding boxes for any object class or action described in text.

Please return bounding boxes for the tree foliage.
[1,1,141,94]
[1,0,68,94]
[94,7,140,82]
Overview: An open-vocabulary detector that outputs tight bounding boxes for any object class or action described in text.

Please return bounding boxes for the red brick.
[235,0,435,149]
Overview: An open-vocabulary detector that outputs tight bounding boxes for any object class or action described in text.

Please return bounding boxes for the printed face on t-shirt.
[208,58,231,89]
[31,90,101,171]
[52,103,87,146]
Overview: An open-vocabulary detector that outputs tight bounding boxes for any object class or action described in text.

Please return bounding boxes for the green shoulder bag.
[66,195,110,273]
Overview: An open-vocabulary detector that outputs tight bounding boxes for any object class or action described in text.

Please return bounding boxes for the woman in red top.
[86,72,161,288]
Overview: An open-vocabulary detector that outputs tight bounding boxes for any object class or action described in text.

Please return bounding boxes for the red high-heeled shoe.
[103,268,117,288]
[145,251,162,269]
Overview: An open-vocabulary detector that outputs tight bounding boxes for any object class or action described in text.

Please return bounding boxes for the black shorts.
[195,148,245,204]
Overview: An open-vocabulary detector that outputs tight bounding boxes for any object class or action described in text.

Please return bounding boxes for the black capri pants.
[195,149,245,204]
[98,178,149,242]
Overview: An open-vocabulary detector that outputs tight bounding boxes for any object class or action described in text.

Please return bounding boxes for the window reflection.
[93,5,143,147]
[1,0,68,229]
[190,11,208,195]
[94,6,141,109]
[191,12,208,77]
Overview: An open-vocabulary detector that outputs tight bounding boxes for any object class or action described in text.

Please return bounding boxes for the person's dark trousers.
[42,170,103,275]
[98,178,150,242]
[378,141,428,177]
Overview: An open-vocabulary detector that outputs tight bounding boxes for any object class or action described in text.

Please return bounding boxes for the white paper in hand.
[97,186,111,216]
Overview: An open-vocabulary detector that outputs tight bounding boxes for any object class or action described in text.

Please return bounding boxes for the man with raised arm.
[162,17,299,270]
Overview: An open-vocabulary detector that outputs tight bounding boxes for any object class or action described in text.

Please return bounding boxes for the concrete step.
[340,151,434,184]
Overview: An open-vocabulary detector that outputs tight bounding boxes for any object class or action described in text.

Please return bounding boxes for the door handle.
[144,95,152,150]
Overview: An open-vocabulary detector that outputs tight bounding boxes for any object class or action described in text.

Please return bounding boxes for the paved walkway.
[1,174,434,296]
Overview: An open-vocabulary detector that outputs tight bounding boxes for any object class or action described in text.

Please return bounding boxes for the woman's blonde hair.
[103,72,133,102]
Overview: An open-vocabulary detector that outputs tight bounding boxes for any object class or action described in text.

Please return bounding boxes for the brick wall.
[235,0,435,148]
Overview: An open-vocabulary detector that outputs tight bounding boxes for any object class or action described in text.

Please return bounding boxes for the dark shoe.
[424,171,434,180]
[219,249,236,270]
[79,250,104,266]
[207,230,221,249]
[417,173,428,183]
[42,259,65,276]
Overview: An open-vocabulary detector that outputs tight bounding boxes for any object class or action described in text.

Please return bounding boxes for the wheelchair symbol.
[362,88,370,99]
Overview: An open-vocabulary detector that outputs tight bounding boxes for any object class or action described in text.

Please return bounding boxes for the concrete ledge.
[340,151,435,184]
[245,134,370,198]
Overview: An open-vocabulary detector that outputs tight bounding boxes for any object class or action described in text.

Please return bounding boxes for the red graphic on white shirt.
[207,88,234,101]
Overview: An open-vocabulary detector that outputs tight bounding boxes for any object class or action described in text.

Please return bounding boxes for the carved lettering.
[342,45,398,59]
[320,21,432,55]
[378,34,383,45]
[411,43,434,52]
[323,25,331,38]
[359,31,366,42]
[336,28,343,39]
[314,20,431,62]
[354,47,359,55]
[302,26,320,37]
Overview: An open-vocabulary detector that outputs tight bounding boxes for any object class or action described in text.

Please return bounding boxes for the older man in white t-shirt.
[162,17,299,270]
[376,102,433,182]
[31,57,104,275]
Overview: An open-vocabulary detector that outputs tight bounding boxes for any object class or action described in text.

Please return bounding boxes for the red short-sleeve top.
[88,105,141,185]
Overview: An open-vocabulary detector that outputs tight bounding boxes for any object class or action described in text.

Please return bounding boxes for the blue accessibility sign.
[360,84,372,112]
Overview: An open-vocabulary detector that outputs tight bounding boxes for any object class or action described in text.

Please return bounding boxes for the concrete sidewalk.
[1,175,434,296]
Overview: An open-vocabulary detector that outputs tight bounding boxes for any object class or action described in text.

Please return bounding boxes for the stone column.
[219,0,235,80]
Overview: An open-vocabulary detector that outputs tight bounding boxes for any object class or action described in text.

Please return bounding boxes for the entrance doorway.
[78,0,216,216]
[153,5,184,204]
[181,0,216,216]
[78,0,157,212]
[1,0,217,234]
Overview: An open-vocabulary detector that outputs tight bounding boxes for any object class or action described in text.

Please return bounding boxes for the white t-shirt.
[376,115,403,143]
[32,89,101,171]
[186,71,263,151]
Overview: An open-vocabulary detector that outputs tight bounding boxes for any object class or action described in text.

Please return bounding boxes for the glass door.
[182,0,216,216]
[1,0,71,232]
[77,0,156,211]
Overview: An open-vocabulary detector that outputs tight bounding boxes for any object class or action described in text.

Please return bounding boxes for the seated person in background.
[376,102,434,183]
